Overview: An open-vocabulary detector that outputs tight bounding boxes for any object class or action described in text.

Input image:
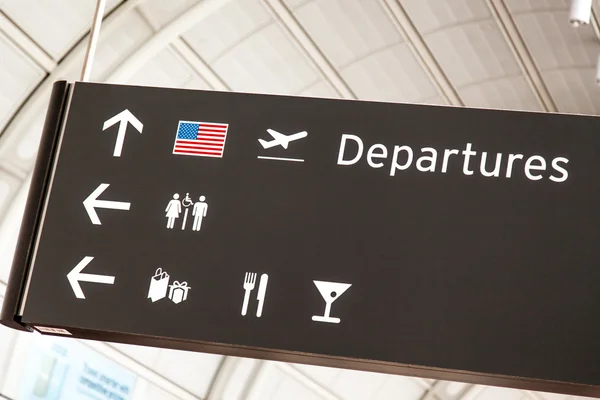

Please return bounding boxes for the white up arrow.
[102,109,143,157]
[67,256,115,299]
[83,183,131,225]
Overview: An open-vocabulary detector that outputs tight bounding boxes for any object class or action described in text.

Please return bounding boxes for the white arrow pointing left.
[67,256,115,299]
[83,183,131,225]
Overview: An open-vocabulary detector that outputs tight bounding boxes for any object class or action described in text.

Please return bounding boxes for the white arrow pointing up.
[103,109,143,157]
[83,183,131,225]
[67,256,115,299]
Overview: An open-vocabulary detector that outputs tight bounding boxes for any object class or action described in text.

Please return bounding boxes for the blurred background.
[0,0,599,399]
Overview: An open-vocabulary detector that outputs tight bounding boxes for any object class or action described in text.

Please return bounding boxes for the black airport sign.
[3,81,600,398]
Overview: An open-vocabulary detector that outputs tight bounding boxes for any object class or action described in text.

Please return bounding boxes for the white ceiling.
[0,0,599,399]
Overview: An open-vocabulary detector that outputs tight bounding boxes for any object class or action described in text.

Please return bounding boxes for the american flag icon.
[172,121,229,158]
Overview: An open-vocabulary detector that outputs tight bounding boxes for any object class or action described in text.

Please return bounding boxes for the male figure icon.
[192,196,208,231]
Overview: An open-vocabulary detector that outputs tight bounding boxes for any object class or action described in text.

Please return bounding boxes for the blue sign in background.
[20,336,136,400]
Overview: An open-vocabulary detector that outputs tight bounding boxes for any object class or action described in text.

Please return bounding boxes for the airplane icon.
[258,129,308,149]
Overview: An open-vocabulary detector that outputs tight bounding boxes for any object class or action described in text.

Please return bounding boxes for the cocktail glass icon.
[312,280,352,324]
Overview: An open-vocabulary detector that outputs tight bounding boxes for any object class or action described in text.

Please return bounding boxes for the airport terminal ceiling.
[0,0,598,399]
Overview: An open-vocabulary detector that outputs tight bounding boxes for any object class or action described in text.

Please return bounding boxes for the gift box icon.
[168,281,191,304]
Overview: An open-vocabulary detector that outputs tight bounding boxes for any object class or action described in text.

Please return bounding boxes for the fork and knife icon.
[241,272,269,317]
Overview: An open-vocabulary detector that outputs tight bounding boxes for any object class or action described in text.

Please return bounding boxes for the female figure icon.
[165,193,182,229]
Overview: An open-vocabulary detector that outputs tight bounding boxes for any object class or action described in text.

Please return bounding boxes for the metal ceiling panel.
[293,364,428,400]
[0,180,9,216]
[423,19,522,87]
[152,349,223,398]
[0,174,28,284]
[247,364,328,400]
[420,95,448,105]
[459,76,543,111]
[542,68,600,114]
[507,4,599,114]
[183,73,214,90]
[286,0,441,102]
[401,0,541,110]
[294,364,342,387]
[137,0,198,29]
[0,169,20,226]
[401,0,490,35]
[125,45,210,89]
[211,23,320,94]
[357,375,427,400]
[183,0,272,63]
[10,107,45,162]
[510,9,597,71]
[327,370,393,400]
[289,0,400,68]
[340,43,441,102]
[0,33,45,132]
[0,0,122,59]
[471,386,526,400]
[503,0,569,14]
[284,0,313,10]
[270,374,328,400]
[299,80,339,98]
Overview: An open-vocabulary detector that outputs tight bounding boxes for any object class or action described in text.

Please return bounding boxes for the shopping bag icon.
[168,281,191,304]
[148,268,170,302]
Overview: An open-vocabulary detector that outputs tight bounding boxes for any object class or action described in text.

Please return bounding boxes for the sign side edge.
[0,80,71,331]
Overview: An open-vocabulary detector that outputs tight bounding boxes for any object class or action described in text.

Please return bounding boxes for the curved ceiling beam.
[0,11,56,72]
[106,0,237,83]
[0,0,146,177]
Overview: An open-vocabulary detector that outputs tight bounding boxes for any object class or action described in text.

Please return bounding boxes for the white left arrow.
[83,183,131,225]
[67,256,115,299]
[103,109,143,157]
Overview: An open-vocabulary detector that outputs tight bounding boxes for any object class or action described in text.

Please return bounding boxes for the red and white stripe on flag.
[172,121,229,158]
